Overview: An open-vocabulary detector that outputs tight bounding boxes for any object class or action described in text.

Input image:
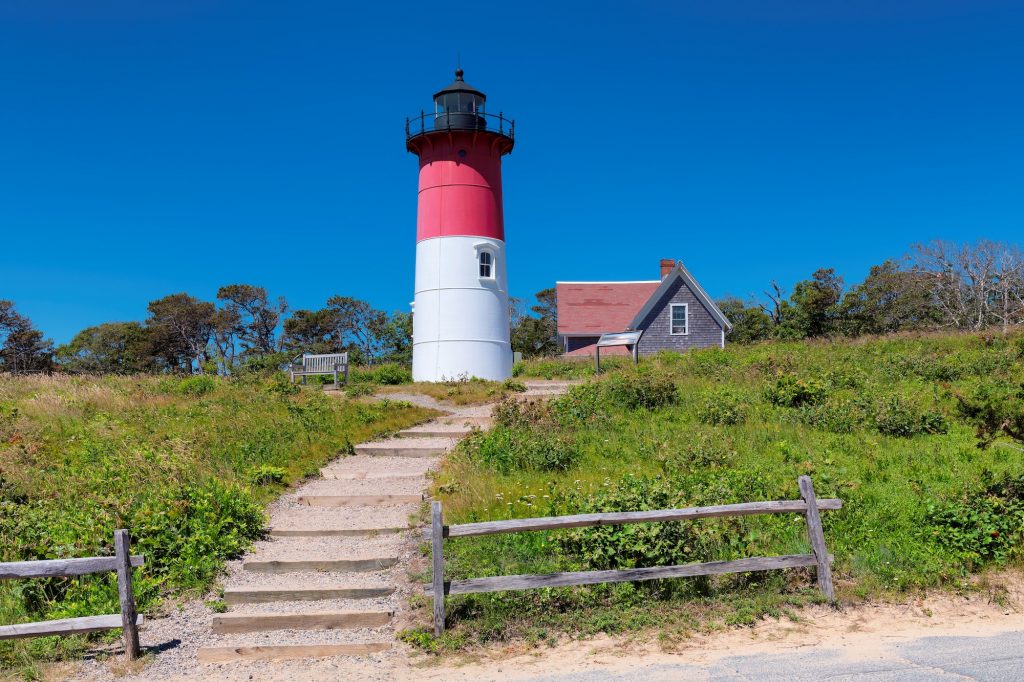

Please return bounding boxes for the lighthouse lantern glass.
[436,93,484,114]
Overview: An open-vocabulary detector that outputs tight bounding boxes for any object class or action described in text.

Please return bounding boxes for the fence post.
[431,501,445,635]
[113,529,141,660]
[798,476,835,601]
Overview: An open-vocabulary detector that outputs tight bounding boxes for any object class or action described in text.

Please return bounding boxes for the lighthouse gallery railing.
[405,110,514,141]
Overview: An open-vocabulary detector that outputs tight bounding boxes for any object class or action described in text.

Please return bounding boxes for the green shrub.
[602,371,678,410]
[659,434,735,473]
[469,426,580,473]
[548,383,604,425]
[371,363,412,385]
[249,464,287,485]
[554,471,777,575]
[797,398,869,434]
[348,363,411,385]
[697,389,748,425]
[872,396,948,437]
[926,472,1024,567]
[502,378,527,392]
[682,348,735,377]
[765,374,828,408]
[177,375,218,396]
[953,381,1024,447]
[345,382,376,398]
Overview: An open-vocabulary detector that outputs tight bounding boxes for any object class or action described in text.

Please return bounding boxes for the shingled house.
[556,259,732,357]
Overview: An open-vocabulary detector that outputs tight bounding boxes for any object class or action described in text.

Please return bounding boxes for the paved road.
[522,631,1024,681]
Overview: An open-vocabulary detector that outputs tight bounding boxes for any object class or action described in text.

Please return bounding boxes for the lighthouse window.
[479,251,494,279]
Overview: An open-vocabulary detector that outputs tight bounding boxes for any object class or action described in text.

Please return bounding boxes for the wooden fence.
[426,475,840,635]
[0,529,144,660]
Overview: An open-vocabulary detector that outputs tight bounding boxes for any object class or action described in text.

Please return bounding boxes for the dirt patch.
[408,570,1024,680]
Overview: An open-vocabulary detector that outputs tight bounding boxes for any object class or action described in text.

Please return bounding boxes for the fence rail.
[427,475,840,635]
[0,529,144,660]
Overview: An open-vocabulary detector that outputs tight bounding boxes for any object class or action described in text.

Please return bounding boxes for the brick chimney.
[660,259,675,280]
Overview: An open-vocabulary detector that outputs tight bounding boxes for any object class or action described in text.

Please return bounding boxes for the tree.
[282,308,340,355]
[377,311,413,365]
[216,284,287,357]
[511,287,558,357]
[0,301,54,372]
[782,268,844,338]
[717,297,774,343]
[837,260,940,336]
[56,322,153,374]
[145,293,216,373]
[910,240,1024,331]
[325,296,389,364]
[212,307,243,372]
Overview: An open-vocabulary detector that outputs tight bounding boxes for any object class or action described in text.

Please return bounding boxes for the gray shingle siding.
[635,278,724,355]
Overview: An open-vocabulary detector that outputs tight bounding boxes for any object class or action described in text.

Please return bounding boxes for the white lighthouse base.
[412,236,512,383]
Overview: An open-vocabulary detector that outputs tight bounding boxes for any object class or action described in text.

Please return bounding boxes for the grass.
[0,372,435,677]
[418,330,1024,651]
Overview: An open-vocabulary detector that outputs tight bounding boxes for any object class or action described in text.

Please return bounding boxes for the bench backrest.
[301,353,348,373]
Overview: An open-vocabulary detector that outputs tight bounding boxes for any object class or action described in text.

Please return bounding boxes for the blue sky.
[1,0,1021,344]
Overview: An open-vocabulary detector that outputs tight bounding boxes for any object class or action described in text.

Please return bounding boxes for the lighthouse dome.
[433,68,486,131]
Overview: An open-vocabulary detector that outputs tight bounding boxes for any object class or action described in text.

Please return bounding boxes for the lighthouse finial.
[455,67,464,80]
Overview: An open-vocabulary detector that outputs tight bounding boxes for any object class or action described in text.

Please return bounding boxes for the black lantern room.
[433,68,486,131]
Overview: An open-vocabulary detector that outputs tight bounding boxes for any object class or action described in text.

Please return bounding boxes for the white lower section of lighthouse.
[412,236,512,382]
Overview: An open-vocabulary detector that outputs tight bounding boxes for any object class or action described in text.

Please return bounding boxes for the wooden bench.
[289,353,349,387]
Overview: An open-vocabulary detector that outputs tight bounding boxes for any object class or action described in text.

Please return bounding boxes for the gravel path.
[73,384,575,681]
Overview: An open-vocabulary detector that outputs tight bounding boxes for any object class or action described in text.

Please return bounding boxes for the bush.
[177,375,218,396]
[554,471,776,574]
[697,389,748,425]
[797,398,868,434]
[659,434,735,473]
[345,382,376,398]
[469,426,580,473]
[548,383,604,425]
[926,472,1024,567]
[502,378,527,392]
[602,371,678,410]
[872,396,948,438]
[765,374,828,408]
[953,381,1024,447]
[371,363,412,385]
[249,464,287,485]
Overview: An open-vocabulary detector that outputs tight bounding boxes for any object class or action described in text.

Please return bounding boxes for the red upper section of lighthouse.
[414,132,506,242]
[406,69,514,243]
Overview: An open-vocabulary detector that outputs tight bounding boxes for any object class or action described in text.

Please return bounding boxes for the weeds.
[0,373,434,672]
[429,329,1024,649]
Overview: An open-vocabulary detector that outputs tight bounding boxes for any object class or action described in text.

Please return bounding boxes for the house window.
[479,251,494,279]
[670,303,688,335]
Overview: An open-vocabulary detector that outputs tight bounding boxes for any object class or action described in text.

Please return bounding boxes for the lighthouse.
[406,69,515,382]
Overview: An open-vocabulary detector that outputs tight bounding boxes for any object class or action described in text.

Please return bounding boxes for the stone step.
[353,442,450,458]
[223,585,394,604]
[398,427,473,439]
[197,642,390,663]
[319,471,425,482]
[268,527,407,538]
[438,416,490,426]
[296,494,423,507]
[243,557,399,573]
[211,609,393,634]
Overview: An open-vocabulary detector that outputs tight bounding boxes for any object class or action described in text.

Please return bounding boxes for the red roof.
[556,281,660,335]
